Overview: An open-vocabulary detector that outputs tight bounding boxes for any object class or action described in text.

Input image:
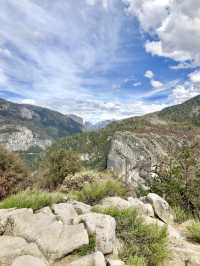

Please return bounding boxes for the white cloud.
[126,0,200,67]
[189,71,200,83]
[151,79,163,90]
[0,68,8,85]
[145,70,154,79]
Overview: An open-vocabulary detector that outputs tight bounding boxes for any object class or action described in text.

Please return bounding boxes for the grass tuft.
[186,222,200,243]
[93,207,169,266]
[0,190,65,210]
[72,179,127,205]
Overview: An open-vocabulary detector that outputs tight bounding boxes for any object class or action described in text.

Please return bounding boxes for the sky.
[0,0,200,122]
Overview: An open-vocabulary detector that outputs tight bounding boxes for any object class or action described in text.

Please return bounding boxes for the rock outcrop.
[107,131,181,186]
[0,195,199,266]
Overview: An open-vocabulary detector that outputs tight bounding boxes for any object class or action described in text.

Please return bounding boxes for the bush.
[72,179,127,205]
[59,170,115,193]
[39,147,82,189]
[0,190,65,210]
[186,222,200,243]
[0,145,29,199]
[148,146,200,220]
[93,207,169,266]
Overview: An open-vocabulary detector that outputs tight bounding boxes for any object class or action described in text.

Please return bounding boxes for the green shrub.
[93,207,169,266]
[0,145,29,199]
[173,206,192,224]
[0,190,65,210]
[59,170,116,193]
[39,148,82,189]
[148,146,200,220]
[72,179,127,205]
[72,235,96,256]
[186,222,200,243]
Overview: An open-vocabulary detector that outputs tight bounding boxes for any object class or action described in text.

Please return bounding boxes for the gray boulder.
[128,197,154,217]
[73,212,116,254]
[66,251,106,266]
[5,209,89,262]
[99,197,130,210]
[0,236,47,265]
[144,193,171,223]
[52,203,78,224]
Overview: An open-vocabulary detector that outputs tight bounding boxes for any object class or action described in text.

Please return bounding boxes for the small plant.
[93,207,169,266]
[72,179,127,205]
[0,190,65,210]
[72,235,96,256]
[186,222,200,243]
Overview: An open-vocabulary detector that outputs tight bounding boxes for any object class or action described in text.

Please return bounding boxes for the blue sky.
[0,0,200,122]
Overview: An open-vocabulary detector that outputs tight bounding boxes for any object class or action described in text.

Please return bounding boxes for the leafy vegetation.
[0,190,65,210]
[186,222,200,243]
[39,147,82,189]
[0,145,29,199]
[148,146,200,220]
[71,179,127,205]
[93,207,169,266]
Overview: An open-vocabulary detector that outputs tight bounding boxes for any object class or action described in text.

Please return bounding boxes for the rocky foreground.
[0,193,199,266]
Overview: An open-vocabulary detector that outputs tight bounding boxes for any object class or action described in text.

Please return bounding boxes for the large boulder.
[143,193,171,223]
[2,208,89,263]
[99,197,130,210]
[0,236,47,265]
[73,212,116,254]
[66,252,106,266]
[107,259,125,266]
[52,203,78,224]
[128,197,154,217]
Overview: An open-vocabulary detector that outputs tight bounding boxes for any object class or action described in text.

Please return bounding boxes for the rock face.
[0,98,82,152]
[67,252,106,266]
[107,131,180,186]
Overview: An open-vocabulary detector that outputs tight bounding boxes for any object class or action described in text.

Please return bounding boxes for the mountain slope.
[0,98,83,152]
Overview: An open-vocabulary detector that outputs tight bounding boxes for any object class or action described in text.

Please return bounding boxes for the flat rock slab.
[0,236,46,265]
[12,255,47,266]
[3,209,89,263]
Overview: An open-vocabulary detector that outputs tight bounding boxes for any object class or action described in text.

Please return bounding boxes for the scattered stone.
[6,210,89,262]
[67,251,106,266]
[52,203,78,224]
[73,212,116,254]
